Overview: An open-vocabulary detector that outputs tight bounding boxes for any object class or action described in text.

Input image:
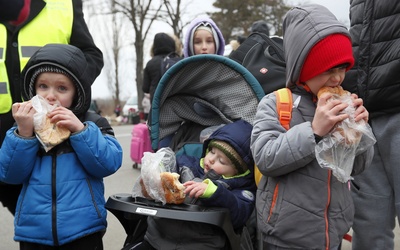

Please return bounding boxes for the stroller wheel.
[132,163,138,169]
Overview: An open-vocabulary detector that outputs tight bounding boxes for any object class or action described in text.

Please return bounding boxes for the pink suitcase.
[130,123,153,168]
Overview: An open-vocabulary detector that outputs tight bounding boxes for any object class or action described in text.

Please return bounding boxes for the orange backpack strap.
[254,88,293,186]
[274,88,293,131]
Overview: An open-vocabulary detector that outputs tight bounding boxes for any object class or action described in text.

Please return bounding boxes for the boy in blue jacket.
[136,119,256,250]
[0,44,123,249]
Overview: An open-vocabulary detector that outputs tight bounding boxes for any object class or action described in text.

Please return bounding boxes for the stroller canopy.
[150,54,265,150]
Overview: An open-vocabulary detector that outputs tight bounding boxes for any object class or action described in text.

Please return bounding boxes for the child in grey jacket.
[250,4,374,250]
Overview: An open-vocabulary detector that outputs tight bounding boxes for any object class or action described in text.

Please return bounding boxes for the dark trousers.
[0,183,22,215]
[19,231,104,250]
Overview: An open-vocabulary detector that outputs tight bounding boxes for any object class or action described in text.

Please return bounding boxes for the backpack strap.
[274,88,292,131]
[254,88,293,186]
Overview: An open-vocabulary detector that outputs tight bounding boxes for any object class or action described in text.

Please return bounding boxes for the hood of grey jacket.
[283,4,351,88]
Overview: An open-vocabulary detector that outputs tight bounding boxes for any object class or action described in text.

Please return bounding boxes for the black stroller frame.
[106,194,248,249]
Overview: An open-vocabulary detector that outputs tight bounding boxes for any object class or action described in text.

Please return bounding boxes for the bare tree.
[83,0,210,115]
[161,0,194,39]
[83,0,133,110]
[114,0,163,113]
[210,0,291,39]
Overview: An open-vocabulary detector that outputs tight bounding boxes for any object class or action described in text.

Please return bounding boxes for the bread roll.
[317,86,361,145]
[160,172,186,204]
[317,86,349,99]
[35,116,71,147]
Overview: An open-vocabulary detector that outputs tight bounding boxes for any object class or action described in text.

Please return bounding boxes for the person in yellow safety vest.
[0,0,103,218]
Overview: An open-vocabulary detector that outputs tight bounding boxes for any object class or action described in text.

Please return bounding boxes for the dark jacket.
[0,44,122,246]
[251,20,270,36]
[0,0,103,146]
[342,0,400,118]
[179,119,256,230]
[142,33,176,102]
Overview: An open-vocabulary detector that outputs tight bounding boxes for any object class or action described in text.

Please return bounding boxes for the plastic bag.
[132,147,176,204]
[32,95,68,152]
[315,93,376,183]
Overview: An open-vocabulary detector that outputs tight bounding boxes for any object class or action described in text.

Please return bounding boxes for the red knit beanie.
[300,34,354,83]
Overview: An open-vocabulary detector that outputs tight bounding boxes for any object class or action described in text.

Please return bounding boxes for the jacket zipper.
[267,182,279,222]
[51,154,59,246]
[324,170,332,250]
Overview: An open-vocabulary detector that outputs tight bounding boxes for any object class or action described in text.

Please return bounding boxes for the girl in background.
[183,17,225,57]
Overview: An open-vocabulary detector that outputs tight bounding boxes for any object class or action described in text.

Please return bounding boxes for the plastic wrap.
[132,147,176,204]
[315,93,376,183]
[32,95,68,152]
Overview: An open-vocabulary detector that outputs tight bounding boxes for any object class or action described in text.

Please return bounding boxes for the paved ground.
[0,124,399,249]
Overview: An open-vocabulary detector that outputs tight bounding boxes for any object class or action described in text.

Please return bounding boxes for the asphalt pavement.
[0,124,399,249]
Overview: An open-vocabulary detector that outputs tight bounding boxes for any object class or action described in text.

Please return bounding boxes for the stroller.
[105,54,265,250]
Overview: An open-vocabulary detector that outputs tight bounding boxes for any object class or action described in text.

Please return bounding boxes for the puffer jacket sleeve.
[0,127,39,184]
[251,94,316,177]
[201,177,255,230]
[142,61,151,94]
[69,121,122,178]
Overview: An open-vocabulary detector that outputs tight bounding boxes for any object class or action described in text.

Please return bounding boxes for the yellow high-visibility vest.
[0,0,73,113]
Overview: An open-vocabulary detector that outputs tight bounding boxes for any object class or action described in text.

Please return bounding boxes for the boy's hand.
[183,181,207,199]
[351,93,369,123]
[313,92,350,136]
[48,106,84,133]
[12,101,35,137]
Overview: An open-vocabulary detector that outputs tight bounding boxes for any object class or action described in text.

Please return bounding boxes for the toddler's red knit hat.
[300,34,354,83]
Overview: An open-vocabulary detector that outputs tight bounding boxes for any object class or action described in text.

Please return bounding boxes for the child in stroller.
[131,119,256,249]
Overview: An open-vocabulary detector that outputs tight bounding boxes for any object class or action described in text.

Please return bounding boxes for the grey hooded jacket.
[251,4,374,249]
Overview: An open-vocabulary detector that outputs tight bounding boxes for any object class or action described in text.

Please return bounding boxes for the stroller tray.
[105,193,242,249]
[106,194,234,227]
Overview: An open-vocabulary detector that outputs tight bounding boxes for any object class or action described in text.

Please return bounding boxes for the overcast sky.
[91,1,351,99]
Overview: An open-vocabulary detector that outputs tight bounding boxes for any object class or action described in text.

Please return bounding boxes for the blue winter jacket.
[0,120,122,246]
